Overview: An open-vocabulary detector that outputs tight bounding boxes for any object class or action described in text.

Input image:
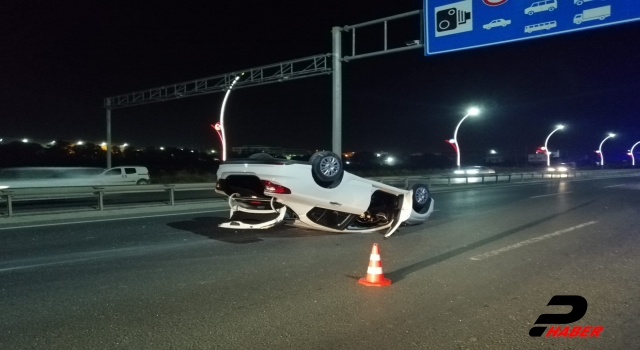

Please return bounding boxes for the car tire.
[248,153,273,159]
[310,151,343,186]
[576,0,583,4]
[410,183,430,212]
[549,7,555,11]
[136,179,149,185]
[528,11,534,15]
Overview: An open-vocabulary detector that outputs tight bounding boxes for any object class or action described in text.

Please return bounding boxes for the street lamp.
[629,141,640,167]
[453,107,480,168]
[544,125,564,167]
[219,73,243,161]
[597,133,615,168]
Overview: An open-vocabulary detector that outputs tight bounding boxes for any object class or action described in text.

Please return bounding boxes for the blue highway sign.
[424,0,640,55]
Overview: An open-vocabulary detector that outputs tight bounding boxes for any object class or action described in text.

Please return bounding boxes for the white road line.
[530,192,573,199]
[0,209,228,231]
[469,221,598,261]
[604,184,625,188]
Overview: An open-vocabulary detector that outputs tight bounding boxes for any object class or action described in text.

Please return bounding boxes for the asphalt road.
[1,176,639,349]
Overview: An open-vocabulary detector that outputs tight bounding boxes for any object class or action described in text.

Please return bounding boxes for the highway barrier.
[1,169,639,218]
[367,169,640,188]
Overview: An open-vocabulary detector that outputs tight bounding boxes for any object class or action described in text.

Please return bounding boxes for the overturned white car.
[214,151,434,238]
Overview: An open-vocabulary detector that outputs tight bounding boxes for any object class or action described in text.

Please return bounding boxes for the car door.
[123,167,139,184]
[102,168,126,185]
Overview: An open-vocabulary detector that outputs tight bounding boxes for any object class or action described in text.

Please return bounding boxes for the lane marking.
[603,184,625,188]
[530,192,573,199]
[470,221,598,261]
[0,209,228,231]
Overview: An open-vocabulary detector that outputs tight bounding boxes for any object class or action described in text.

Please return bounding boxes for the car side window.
[105,169,121,176]
[125,168,136,175]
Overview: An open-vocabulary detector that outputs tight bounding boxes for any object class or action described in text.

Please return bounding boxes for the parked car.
[214,151,434,238]
[452,166,496,175]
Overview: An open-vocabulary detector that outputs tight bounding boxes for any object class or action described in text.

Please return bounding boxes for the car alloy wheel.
[414,187,428,205]
[320,156,340,177]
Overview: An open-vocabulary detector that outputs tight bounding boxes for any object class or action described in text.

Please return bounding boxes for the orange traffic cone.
[358,243,392,287]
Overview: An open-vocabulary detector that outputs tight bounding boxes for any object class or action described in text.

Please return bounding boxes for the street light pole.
[597,133,615,169]
[629,141,640,167]
[453,107,480,168]
[544,125,564,167]
[219,75,242,161]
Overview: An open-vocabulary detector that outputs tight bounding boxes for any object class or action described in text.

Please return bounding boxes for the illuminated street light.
[544,125,564,167]
[160,147,165,150]
[219,73,244,161]
[22,138,29,143]
[629,141,640,167]
[77,140,84,145]
[490,150,497,154]
[121,143,128,148]
[453,107,480,168]
[597,133,615,168]
[100,142,107,147]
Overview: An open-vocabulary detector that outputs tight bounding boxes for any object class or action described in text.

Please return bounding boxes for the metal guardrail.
[1,169,639,218]
[367,169,640,188]
[0,183,217,217]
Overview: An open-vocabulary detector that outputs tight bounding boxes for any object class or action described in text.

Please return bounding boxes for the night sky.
[2,1,640,159]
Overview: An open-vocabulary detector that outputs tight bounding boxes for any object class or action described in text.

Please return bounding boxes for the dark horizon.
[2,1,640,160]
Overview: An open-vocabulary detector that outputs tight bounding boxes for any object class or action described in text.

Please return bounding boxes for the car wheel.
[576,0,583,4]
[136,179,149,185]
[549,7,555,11]
[310,151,343,184]
[248,153,273,159]
[528,11,534,15]
[411,183,430,212]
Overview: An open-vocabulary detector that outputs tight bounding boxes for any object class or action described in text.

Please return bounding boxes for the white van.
[525,0,557,15]
[99,166,150,185]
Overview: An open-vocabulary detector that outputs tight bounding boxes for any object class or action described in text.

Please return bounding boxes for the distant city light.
[191,150,194,153]
[122,143,128,147]
[160,147,165,150]
[100,142,107,146]
[22,138,29,143]
[0,139,3,142]
[51,141,56,145]
[386,157,394,162]
[490,149,497,154]
[77,140,84,145]
[346,161,350,165]
[376,153,381,157]
[211,150,216,153]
